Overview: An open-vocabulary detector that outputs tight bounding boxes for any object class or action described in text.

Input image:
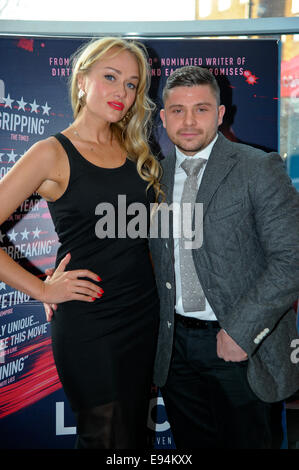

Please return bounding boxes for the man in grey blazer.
[150,66,299,449]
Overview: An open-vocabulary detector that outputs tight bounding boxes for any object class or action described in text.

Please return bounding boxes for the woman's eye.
[127,82,137,90]
[104,74,115,81]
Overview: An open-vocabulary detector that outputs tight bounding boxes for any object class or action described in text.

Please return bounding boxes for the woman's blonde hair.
[69,37,163,202]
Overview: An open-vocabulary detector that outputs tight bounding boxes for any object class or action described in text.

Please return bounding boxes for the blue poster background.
[0,36,284,449]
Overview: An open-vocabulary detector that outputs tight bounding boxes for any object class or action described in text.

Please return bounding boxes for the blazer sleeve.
[224,152,299,356]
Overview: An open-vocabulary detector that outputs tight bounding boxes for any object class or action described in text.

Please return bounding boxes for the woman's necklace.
[72,127,95,152]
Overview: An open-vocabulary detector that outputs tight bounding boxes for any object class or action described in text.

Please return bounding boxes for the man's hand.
[216,329,248,362]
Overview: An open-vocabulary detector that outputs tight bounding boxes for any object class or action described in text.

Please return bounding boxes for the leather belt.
[175,313,220,329]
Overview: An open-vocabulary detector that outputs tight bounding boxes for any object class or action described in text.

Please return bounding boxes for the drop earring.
[122,109,133,124]
[78,89,85,100]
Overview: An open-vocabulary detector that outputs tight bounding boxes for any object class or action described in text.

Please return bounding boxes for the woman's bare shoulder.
[26,135,64,162]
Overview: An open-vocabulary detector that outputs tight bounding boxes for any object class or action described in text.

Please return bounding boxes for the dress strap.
[53,132,74,155]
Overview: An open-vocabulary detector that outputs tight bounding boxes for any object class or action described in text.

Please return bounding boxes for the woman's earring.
[123,110,133,124]
[78,89,85,100]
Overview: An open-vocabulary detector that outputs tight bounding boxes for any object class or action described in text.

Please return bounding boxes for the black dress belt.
[175,313,220,329]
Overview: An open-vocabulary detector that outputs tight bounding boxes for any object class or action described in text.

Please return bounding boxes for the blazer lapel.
[160,149,176,252]
[161,149,176,206]
[196,133,238,218]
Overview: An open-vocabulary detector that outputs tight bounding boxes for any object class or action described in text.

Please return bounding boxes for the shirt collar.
[175,133,218,171]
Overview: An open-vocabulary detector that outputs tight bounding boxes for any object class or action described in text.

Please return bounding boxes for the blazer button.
[166,282,172,289]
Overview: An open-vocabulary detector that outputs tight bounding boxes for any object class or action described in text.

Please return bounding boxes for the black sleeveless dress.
[48,133,159,441]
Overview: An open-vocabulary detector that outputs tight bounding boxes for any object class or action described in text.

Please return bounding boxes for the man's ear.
[160,109,166,128]
[217,104,226,127]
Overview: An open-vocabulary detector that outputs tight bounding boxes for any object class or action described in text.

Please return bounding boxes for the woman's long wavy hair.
[69,37,163,202]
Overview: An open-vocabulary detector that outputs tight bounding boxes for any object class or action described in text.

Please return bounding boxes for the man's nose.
[183,110,196,126]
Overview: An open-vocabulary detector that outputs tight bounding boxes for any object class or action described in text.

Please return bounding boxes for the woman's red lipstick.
[108,101,124,111]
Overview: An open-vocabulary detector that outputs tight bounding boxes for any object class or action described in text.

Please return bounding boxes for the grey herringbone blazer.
[150,132,299,403]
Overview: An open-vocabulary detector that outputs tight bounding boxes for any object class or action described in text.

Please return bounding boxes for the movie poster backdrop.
[0,36,283,449]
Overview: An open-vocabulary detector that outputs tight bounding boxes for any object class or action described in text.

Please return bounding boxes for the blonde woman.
[0,37,163,449]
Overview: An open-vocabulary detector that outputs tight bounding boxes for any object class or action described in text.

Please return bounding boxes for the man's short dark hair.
[162,66,220,105]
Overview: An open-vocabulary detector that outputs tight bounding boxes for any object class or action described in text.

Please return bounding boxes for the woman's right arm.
[0,139,102,304]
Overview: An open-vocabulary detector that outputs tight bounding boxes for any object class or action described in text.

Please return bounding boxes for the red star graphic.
[246,74,259,85]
